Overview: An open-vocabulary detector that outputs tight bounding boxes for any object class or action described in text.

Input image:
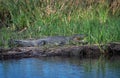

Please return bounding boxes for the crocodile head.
[70,34,88,45]
[37,40,47,46]
[72,34,87,41]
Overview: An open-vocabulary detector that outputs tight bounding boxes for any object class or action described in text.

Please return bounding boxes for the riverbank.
[0,42,120,60]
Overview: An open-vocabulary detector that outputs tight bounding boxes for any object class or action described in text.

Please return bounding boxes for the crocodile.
[8,34,87,47]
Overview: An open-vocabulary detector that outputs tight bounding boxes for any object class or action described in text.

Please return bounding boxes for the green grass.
[0,0,120,47]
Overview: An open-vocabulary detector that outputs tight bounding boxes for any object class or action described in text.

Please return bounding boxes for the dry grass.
[0,0,120,47]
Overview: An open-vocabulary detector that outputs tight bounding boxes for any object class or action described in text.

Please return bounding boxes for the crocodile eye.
[73,37,81,41]
[76,37,81,40]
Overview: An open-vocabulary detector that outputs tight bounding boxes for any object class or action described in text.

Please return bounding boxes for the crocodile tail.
[15,40,22,42]
[8,39,22,47]
[8,39,15,47]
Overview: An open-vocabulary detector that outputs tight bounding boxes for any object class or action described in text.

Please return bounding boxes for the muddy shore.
[0,42,120,60]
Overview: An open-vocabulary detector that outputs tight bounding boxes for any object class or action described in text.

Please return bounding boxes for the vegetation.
[0,0,120,47]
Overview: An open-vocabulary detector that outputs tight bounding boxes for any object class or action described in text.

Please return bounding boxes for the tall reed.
[0,0,120,47]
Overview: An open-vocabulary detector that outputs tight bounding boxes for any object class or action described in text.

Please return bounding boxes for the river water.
[0,56,120,78]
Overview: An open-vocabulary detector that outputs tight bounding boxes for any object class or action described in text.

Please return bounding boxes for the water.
[0,56,120,78]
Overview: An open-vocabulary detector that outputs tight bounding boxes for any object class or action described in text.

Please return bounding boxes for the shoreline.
[0,42,120,60]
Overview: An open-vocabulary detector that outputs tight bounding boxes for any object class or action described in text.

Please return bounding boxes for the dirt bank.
[0,42,120,60]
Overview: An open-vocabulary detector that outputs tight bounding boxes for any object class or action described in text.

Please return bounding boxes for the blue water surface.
[0,56,120,78]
